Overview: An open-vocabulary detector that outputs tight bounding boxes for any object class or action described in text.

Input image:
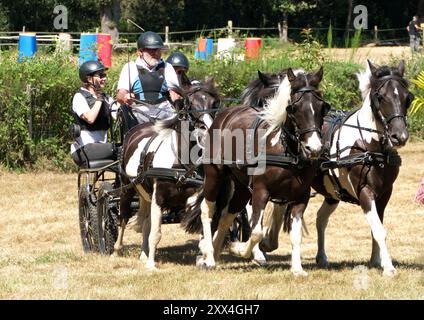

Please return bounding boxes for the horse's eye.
[286,105,295,114]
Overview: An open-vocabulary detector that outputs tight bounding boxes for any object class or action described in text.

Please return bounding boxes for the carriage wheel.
[78,186,100,253]
[231,208,251,242]
[97,182,119,255]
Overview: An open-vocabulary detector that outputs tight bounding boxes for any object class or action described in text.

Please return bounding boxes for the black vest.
[137,63,167,104]
[73,89,110,131]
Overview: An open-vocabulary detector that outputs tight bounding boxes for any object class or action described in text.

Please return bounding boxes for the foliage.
[1,42,424,171]
[409,71,424,115]
[294,28,325,71]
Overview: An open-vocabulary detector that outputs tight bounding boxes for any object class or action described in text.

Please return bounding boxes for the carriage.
[74,85,250,258]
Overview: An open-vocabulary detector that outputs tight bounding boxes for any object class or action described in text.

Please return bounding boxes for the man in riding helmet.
[71,60,115,166]
[116,31,181,125]
[166,51,200,87]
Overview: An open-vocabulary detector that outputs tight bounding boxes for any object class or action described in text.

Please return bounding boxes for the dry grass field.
[1,141,424,300]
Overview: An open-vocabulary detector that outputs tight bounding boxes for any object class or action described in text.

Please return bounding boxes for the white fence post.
[165,26,169,44]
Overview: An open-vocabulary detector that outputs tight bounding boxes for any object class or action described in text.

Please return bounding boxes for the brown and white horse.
[183,67,330,275]
[115,78,221,270]
[254,60,413,276]
[311,60,413,276]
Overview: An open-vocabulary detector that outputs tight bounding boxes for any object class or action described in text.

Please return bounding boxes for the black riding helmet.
[79,60,106,83]
[166,51,189,71]
[137,31,165,50]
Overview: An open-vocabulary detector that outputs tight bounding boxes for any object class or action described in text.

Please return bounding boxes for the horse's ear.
[367,59,379,77]
[205,76,216,87]
[287,68,296,82]
[258,70,270,85]
[311,66,324,85]
[398,60,405,77]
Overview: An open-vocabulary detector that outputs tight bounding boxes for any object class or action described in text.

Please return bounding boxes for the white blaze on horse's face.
[394,87,399,97]
[302,131,322,158]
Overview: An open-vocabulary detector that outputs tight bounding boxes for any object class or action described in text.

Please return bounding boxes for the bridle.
[177,86,222,128]
[370,75,413,130]
[286,86,330,140]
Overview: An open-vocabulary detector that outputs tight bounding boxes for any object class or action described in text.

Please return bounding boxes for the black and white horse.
[115,79,221,270]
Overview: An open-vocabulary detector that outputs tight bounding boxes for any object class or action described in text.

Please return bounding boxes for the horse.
[182,67,331,275]
[114,78,221,270]
[311,60,413,276]
[251,60,413,276]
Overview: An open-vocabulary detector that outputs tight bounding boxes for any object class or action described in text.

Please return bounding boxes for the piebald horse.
[312,60,413,276]
[114,78,221,270]
[255,60,413,276]
[183,67,330,275]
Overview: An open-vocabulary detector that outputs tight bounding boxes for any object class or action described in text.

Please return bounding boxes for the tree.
[271,0,317,41]
[99,0,120,43]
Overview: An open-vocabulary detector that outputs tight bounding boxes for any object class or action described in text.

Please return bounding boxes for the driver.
[116,31,181,127]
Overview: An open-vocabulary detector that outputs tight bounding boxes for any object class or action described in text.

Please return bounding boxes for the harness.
[103,85,220,198]
[227,85,326,196]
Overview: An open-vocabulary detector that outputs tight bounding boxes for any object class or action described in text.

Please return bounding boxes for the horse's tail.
[181,175,233,235]
[282,203,309,236]
[181,189,205,234]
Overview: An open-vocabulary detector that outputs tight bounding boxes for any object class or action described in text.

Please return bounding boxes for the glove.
[94,83,105,102]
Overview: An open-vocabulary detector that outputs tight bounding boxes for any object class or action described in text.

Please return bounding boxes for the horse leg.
[360,187,396,276]
[113,187,136,256]
[289,202,308,277]
[197,165,222,269]
[139,197,151,263]
[245,203,267,266]
[212,181,236,261]
[370,190,392,268]
[145,182,162,271]
[315,197,339,268]
[260,201,287,252]
[229,186,268,259]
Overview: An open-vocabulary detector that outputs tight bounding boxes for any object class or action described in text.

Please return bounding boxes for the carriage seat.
[70,124,117,170]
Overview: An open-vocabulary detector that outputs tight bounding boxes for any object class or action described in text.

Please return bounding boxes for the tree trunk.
[100,0,120,44]
[344,0,353,41]
[282,11,288,42]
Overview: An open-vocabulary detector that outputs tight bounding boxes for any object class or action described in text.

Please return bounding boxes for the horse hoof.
[112,248,123,257]
[292,269,308,277]
[139,251,148,263]
[145,260,158,271]
[316,257,329,268]
[251,258,267,267]
[383,268,397,277]
[369,259,382,269]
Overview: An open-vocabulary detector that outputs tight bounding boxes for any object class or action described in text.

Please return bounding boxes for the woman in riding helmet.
[71,60,115,166]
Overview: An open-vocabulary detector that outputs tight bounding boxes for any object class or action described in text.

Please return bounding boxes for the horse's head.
[285,67,330,159]
[180,77,221,131]
[368,60,412,148]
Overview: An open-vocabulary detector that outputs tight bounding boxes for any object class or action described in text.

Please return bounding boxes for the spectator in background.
[407,15,422,53]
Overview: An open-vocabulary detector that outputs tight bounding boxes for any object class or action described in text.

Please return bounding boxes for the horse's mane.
[357,62,408,99]
[259,69,305,137]
[240,70,288,107]
[259,75,291,137]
